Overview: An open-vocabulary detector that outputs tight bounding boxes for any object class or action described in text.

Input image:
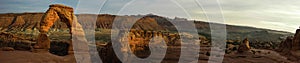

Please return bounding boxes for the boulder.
[2,47,14,51]
[237,38,251,53]
[34,33,50,49]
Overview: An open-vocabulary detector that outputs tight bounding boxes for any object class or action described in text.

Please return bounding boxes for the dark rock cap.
[49,4,73,11]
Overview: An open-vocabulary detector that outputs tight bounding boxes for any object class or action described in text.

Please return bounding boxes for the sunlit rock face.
[127,30,179,53]
[35,4,74,49]
[116,29,180,58]
[237,38,251,53]
[39,4,74,34]
[35,4,88,52]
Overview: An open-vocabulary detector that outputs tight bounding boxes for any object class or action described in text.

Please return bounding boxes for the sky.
[0,0,299,33]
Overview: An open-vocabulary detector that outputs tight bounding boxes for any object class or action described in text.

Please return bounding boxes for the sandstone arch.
[34,4,85,51]
[33,4,93,62]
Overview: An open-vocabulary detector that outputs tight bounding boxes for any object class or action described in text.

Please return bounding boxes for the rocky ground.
[0,28,299,63]
[0,51,76,63]
[0,45,294,63]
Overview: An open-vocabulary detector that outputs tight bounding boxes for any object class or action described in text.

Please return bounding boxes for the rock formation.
[277,28,300,61]
[0,13,167,32]
[117,30,180,57]
[278,29,300,52]
[0,13,293,44]
[277,36,293,52]
[34,4,75,50]
[0,32,33,51]
[237,38,251,53]
[1,47,14,51]
[32,4,94,63]
[97,43,121,63]
[34,4,89,55]
[292,29,300,51]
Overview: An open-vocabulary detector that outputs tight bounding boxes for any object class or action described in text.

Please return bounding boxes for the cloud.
[217,0,300,33]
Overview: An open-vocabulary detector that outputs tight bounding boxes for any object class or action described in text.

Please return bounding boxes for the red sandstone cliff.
[0,13,167,33]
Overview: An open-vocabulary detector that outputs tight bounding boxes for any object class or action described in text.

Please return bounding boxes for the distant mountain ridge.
[0,13,294,42]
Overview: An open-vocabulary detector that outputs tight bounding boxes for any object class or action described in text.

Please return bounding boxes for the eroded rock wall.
[277,28,300,61]
[292,29,300,51]
[126,30,180,54]
[0,13,168,33]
